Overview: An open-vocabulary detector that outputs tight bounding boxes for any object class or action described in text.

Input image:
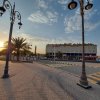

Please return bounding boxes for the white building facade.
[46,43,97,61]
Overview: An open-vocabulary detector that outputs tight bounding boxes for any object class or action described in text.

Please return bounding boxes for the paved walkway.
[38,60,100,84]
[0,61,100,100]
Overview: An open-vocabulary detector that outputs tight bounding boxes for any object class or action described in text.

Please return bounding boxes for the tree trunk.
[17,49,20,61]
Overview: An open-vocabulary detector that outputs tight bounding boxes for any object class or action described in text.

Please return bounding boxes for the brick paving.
[38,60,100,84]
[0,61,100,100]
[0,61,74,100]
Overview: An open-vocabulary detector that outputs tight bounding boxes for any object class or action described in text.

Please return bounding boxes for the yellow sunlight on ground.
[0,41,4,51]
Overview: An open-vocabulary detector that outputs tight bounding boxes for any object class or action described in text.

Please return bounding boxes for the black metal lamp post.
[0,0,22,78]
[68,0,93,89]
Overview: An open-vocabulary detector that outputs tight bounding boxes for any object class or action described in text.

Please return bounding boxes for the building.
[46,43,97,61]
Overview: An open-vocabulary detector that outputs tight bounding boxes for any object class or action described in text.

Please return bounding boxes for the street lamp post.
[68,0,93,89]
[0,0,22,78]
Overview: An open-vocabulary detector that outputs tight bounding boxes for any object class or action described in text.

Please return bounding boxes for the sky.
[0,0,100,55]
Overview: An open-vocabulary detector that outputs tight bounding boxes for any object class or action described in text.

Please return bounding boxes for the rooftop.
[47,43,97,47]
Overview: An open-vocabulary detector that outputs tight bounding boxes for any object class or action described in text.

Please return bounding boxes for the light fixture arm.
[0,0,22,28]
[4,0,12,10]
[0,0,12,16]
[15,11,22,29]
[2,0,8,6]
[15,11,22,21]
[10,2,15,23]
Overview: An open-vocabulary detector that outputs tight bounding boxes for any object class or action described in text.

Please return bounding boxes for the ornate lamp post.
[68,0,93,89]
[0,0,22,78]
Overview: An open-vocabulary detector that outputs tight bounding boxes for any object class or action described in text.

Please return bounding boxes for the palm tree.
[1,37,32,61]
[12,37,31,61]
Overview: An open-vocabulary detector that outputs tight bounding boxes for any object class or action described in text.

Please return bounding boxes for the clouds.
[15,32,82,47]
[28,10,58,25]
[28,0,58,25]
[28,0,99,32]
[64,13,81,33]
[58,0,69,4]
[37,0,48,9]
[27,0,100,35]
[64,8,100,33]
[28,11,49,24]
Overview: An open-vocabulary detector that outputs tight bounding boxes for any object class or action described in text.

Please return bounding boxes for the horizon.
[0,40,99,56]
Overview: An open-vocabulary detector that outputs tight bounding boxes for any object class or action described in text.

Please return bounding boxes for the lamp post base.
[77,83,92,89]
[2,74,9,79]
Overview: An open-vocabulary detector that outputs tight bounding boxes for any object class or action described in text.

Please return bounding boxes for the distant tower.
[35,46,37,56]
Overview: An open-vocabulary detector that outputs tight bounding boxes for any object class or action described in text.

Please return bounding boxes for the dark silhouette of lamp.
[0,0,22,79]
[0,6,6,16]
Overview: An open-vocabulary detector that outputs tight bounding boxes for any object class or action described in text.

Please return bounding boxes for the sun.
[0,41,4,51]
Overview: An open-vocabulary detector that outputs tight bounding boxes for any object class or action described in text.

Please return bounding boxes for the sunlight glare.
[0,41,4,51]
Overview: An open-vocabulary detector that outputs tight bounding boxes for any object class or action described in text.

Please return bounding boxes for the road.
[0,61,100,100]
